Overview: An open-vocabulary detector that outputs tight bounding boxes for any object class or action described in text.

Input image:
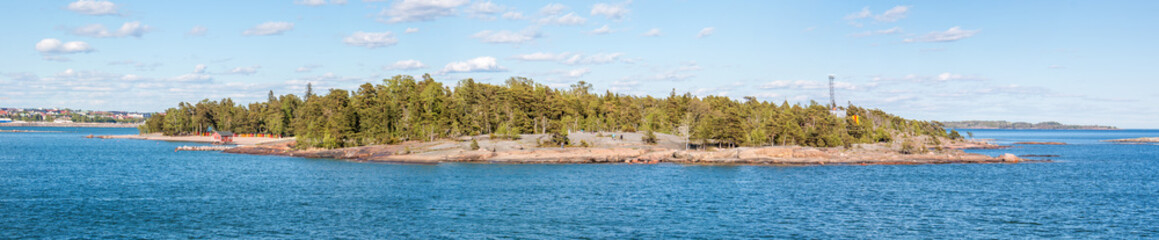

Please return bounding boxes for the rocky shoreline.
[221,135,1028,166]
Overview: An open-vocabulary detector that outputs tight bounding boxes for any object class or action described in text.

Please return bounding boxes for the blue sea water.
[1,127,1157,238]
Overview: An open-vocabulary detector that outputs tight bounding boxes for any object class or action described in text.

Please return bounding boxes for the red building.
[212,131,234,144]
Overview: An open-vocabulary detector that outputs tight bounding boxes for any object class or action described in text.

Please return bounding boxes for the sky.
[2,1,1158,128]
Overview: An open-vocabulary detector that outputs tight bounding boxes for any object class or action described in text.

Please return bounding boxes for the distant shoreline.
[941,120,1117,130]
[0,122,142,128]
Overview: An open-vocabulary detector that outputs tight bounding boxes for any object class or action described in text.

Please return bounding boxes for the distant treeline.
[140,74,949,149]
[941,121,1117,130]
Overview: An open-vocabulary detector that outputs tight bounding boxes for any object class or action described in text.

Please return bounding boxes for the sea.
[1,127,1157,238]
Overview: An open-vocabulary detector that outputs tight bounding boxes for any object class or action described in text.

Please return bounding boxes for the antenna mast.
[828,74,836,110]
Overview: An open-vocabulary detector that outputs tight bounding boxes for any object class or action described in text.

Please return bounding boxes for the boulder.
[999,153,1020,162]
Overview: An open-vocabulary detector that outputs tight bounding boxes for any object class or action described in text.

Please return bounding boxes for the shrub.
[642,130,658,145]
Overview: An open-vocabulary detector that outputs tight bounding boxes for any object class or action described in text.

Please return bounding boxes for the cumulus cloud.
[590,25,612,34]
[697,27,715,38]
[379,0,469,23]
[187,26,208,36]
[591,2,629,20]
[35,38,93,54]
[69,21,152,38]
[904,27,980,43]
[384,60,427,70]
[194,64,207,73]
[227,65,261,75]
[67,0,119,16]
[510,52,624,65]
[243,22,295,36]
[538,12,587,25]
[467,1,505,19]
[440,56,505,74]
[472,30,541,44]
[343,31,398,48]
[539,3,568,15]
[642,28,661,37]
[405,28,419,33]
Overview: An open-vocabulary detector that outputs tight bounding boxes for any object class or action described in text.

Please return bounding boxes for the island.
[940,120,1116,130]
[1104,137,1159,143]
[107,75,1027,166]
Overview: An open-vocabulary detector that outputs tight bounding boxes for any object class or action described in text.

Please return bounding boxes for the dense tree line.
[140,74,948,149]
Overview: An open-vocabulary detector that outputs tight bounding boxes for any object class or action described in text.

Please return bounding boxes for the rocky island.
[121,75,1027,166]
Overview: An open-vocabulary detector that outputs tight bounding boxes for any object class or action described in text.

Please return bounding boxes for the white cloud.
[642,28,661,37]
[243,22,295,36]
[758,80,860,90]
[227,65,261,75]
[697,27,715,38]
[591,2,629,20]
[845,6,910,26]
[467,1,505,19]
[472,30,541,44]
[440,56,505,74]
[70,21,152,38]
[295,64,321,72]
[295,0,328,6]
[502,11,525,20]
[405,28,419,33]
[35,38,93,54]
[511,52,560,61]
[904,27,980,43]
[539,3,568,15]
[566,68,591,78]
[379,0,469,23]
[510,52,624,65]
[871,72,984,82]
[194,64,207,73]
[343,31,399,48]
[384,60,427,70]
[850,27,901,37]
[538,12,587,25]
[171,73,214,83]
[876,6,910,22]
[590,25,612,34]
[845,7,871,20]
[187,26,208,36]
[67,0,119,16]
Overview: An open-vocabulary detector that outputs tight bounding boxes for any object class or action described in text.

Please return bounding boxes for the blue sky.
[2,1,1157,128]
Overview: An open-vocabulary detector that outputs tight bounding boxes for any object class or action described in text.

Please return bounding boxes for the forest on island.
[140,74,951,149]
